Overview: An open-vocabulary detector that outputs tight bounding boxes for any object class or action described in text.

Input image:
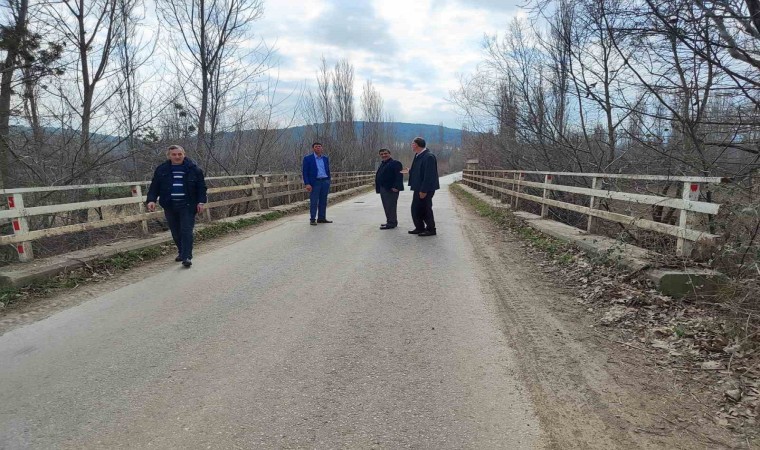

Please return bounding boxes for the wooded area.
[0,0,462,191]
[451,0,760,336]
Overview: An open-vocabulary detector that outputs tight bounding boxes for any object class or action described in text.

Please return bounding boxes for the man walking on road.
[146,145,208,268]
[375,148,404,230]
[302,142,333,226]
[408,137,440,236]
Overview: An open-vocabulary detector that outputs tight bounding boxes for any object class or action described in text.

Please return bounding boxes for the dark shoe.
[182,259,192,268]
[418,230,437,236]
[408,229,423,234]
[175,255,183,262]
[317,219,333,223]
[380,225,396,230]
[310,219,317,226]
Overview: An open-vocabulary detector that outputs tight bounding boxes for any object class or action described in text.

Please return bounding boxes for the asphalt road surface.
[0,174,548,449]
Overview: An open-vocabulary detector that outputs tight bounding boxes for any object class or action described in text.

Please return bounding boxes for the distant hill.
[283,121,463,148]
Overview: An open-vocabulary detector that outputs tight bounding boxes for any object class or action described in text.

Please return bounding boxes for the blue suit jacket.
[302,153,331,186]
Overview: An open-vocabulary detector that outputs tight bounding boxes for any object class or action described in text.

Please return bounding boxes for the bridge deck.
[0,175,547,448]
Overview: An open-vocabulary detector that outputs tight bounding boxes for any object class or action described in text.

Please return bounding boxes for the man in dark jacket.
[407,137,440,236]
[146,145,208,267]
[375,148,404,230]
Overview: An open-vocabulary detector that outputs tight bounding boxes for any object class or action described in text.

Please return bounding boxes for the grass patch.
[450,183,577,265]
[196,211,284,241]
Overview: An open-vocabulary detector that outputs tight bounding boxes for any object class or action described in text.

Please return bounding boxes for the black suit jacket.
[375,159,404,193]
[408,149,440,192]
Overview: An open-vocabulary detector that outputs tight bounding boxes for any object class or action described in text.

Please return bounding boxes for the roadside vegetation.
[452,183,760,436]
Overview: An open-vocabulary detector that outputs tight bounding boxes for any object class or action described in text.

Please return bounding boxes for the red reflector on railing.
[547,175,553,180]
[12,220,20,231]
[691,184,699,192]
[7,196,15,208]
[16,244,24,254]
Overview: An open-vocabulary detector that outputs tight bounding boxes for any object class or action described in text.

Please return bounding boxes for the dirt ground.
[453,190,754,449]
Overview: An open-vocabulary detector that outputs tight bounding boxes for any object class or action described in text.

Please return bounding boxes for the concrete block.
[646,269,728,298]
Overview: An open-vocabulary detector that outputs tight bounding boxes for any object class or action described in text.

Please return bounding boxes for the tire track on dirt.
[456,200,738,449]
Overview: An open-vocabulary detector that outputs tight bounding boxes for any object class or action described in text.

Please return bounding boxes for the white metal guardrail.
[1,171,374,262]
[462,169,731,257]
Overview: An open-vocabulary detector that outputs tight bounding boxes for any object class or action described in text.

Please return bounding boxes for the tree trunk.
[0,0,29,189]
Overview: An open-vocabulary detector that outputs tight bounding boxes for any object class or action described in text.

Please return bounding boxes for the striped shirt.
[170,165,186,204]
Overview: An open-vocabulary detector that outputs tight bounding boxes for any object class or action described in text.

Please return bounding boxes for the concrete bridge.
[0,173,739,448]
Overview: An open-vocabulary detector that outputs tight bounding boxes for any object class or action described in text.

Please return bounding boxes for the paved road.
[0,174,547,449]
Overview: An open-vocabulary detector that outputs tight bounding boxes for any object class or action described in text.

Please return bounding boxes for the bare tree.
[157,0,269,171]
[0,0,61,188]
[113,0,159,179]
[0,0,29,189]
[360,79,385,169]
[332,59,357,170]
[43,0,124,183]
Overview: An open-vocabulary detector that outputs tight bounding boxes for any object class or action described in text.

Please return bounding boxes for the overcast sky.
[255,0,525,129]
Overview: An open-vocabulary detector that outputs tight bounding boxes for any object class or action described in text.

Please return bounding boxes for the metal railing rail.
[1,171,374,261]
[462,169,730,257]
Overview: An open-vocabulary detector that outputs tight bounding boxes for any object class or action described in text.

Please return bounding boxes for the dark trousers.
[379,187,399,226]
[309,178,330,220]
[164,205,196,260]
[411,190,435,232]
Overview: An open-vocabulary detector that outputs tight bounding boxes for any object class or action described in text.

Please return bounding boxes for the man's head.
[411,137,426,154]
[379,148,392,162]
[312,142,323,156]
[167,145,186,165]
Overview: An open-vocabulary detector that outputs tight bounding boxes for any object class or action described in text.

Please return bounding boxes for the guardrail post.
[7,193,33,262]
[203,200,212,221]
[254,175,262,210]
[131,185,149,235]
[514,172,524,210]
[587,177,598,233]
[496,172,507,203]
[284,174,291,204]
[541,174,553,218]
[677,181,700,257]
[247,176,257,211]
[262,175,270,209]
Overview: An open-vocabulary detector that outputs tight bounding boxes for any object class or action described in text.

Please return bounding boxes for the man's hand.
[419,192,427,199]
[197,203,205,214]
[305,184,313,193]
[391,188,399,193]
[147,202,156,212]
[400,168,409,174]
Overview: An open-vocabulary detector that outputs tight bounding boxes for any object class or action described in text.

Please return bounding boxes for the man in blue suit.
[302,142,333,226]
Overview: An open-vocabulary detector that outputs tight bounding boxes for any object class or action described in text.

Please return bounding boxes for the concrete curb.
[0,185,372,288]
[453,183,726,298]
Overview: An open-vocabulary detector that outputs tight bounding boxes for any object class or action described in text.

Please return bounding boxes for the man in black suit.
[375,148,404,229]
[407,137,440,236]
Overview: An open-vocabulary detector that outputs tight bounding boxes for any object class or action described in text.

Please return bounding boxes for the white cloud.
[257,0,523,128]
